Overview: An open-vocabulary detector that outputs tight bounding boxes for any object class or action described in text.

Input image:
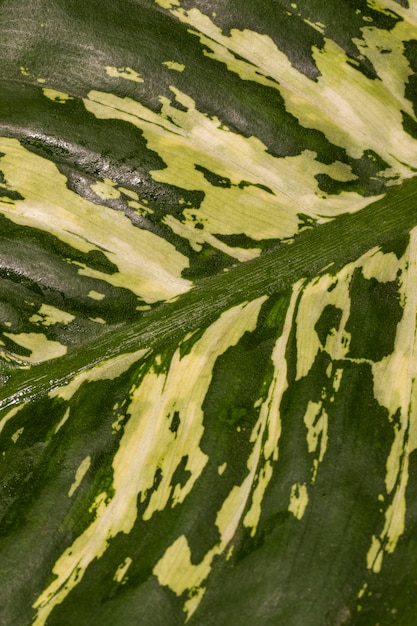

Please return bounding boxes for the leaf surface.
[1,0,417,624]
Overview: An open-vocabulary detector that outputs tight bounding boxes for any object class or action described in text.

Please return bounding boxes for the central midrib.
[1,174,416,410]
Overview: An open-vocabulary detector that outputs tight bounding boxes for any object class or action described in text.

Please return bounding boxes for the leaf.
[1,0,417,624]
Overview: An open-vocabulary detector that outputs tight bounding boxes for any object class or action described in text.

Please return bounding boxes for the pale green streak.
[3,332,67,362]
[42,88,73,104]
[84,84,372,254]
[33,300,264,625]
[163,2,417,179]
[0,405,24,435]
[90,179,121,200]
[288,483,309,520]
[29,304,75,327]
[49,349,148,403]
[11,427,24,443]
[113,557,133,583]
[87,290,105,301]
[68,456,91,498]
[154,285,301,620]
[105,66,144,83]
[368,228,417,572]
[0,138,191,303]
[162,60,185,72]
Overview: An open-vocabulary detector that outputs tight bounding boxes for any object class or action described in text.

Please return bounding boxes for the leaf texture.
[1,0,417,624]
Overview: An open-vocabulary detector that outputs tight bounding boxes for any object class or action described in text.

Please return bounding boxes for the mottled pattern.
[1,0,417,624]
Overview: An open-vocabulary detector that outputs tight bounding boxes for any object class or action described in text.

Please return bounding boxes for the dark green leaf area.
[59,355,154,532]
[180,0,324,79]
[351,150,394,190]
[2,84,165,176]
[0,439,47,530]
[181,0,400,81]
[355,450,417,626]
[16,117,205,243]
[404,40,417,117]
[297,212,318,231]
[0,213,146,353]
[179,327,207,359]
[187,342,275,557]
[402,110,417,143]
[214,233,286,255]
[152,316,277,569]
[289,0,401,80]
[0,361,144,626]
[231,81,345,163]
[316,150,392,197]
[262,290,293,333]
[0,184,23,203]
[0,399,71,625]
[216,224,310,256]
[0,283,40,352]
[0,210,113,278]
[0,378,117,537]
[0,1,165,101]
[42,384,195,625]
[49,576,184,626]
[1,86,205,234]
[315,304,343,346]
[0,399,63,472]
[170,455,191,489]
[380,233,410,260]
[234,352,339,567]
[46,505,186,626]
[182,244,239,281]
[196,357,393,626]
[169,410,181,434]
[194,165,232,189]
[203,331,275,436]
[1,5,340,167]
[346,269,403,361]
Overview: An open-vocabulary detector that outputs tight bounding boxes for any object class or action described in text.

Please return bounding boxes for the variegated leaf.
[1,0,417,624]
